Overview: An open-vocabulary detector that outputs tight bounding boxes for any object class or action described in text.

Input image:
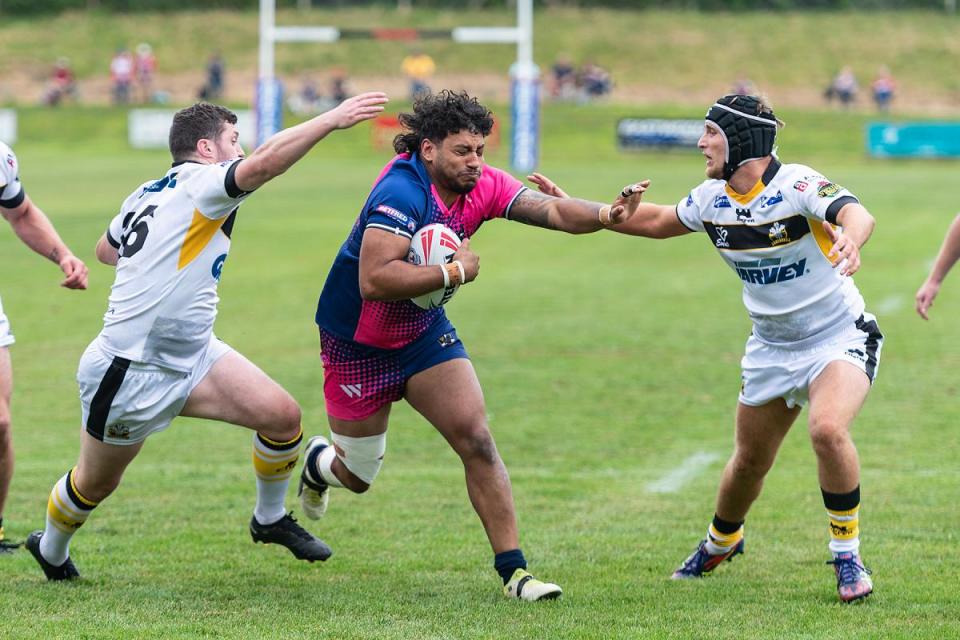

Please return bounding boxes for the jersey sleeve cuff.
[224,159,254,199]
[675,206,698,232]
[503,186,527,221]
[825,196,858,225]
[0,188,25,210]
[365,222,413,239]
[106,230,121,248]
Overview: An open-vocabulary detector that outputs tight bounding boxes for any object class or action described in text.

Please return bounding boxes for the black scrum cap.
[705,95,778,180]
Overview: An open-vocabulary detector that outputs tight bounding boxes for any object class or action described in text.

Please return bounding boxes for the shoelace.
[678,544,708,573]
[826,556,872,586]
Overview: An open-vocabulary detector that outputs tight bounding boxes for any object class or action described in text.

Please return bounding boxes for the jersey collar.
[724,158,782,205]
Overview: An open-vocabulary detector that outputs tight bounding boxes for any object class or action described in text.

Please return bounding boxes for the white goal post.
[256,0,540,172]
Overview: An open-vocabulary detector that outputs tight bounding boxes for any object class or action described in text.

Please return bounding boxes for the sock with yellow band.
[253,429,302,525]
[40,468,98,566]
[704,513,744,555]
[822,485,860,555]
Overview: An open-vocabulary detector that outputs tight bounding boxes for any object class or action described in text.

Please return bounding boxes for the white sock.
[252,432,301,525]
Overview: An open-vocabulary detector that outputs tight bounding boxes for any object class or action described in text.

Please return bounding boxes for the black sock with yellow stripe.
[40,468,98,566]
[252,429,302,525]
[822,485,860,556]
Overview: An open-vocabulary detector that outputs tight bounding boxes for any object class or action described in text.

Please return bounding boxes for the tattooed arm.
[506,181,647,234]
[1,194,89,289]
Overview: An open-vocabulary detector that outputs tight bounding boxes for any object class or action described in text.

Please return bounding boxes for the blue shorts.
[320,320,469,421]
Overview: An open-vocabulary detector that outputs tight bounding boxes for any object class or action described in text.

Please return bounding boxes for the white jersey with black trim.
[0,141,26,210]
[676,159,866,347]
[98,159,253,372]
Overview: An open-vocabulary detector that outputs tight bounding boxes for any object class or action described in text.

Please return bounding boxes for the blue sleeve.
[362,173,426,240]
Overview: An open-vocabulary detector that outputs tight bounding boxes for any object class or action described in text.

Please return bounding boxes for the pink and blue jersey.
[316,152,525,350]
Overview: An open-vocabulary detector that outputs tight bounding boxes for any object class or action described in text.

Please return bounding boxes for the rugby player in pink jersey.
[299,90,648,601]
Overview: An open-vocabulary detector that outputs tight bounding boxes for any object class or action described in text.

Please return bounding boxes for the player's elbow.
[358,275,386,301]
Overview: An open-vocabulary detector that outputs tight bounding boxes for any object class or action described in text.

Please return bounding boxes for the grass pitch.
[1,103,959,638]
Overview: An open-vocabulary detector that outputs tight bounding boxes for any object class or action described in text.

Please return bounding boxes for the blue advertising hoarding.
[866,122,960,158]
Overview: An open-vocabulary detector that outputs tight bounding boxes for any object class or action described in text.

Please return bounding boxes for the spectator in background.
[134,43,157,105]
[330,67,349,104]
[826,66,857,109]
[579,61,612,100]
[43,58,77,107]
[199,52,224,101]
[110,47,134,105]
[871,66,896,113]
[288,76,323,115]
[401,49,434,100]
[549,53,577,100]
[731,72,755,96]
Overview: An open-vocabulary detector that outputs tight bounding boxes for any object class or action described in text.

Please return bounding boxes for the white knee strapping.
[330,432,386,485]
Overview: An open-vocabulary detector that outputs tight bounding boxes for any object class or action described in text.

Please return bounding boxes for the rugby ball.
[407,223,462,309]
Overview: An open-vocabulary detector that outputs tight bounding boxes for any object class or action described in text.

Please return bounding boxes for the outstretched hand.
[607,179,650,225]
[823,221,860,276]
[328,92,389,130]
[527,172,569,199]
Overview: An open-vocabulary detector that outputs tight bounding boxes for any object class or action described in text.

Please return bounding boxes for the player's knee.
[331,431,385,493]
[452,425,499,466]
[808,418,851,455]
[731,448,774,479]
[260,395,302,442]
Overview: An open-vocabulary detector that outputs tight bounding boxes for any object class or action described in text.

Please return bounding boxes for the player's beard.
[436,158,481,195]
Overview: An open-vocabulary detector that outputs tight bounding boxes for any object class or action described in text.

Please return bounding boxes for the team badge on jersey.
[817,182,842,198]
[768,221,790,246]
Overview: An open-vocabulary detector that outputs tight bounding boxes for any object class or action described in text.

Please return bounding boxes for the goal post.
[256,0,540,172]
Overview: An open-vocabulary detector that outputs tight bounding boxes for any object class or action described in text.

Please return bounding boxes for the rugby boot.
[671,538,744,579]
[298,435,330,520]
[25,531,80,581]
[0,525,22,553]
[503,568,563,601]
[827,551,873,602]
[250,512,332,562]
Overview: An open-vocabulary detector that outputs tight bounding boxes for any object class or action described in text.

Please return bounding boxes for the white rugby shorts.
[77,335,233,445]
[0,295,15,348]
[739,312,883,409]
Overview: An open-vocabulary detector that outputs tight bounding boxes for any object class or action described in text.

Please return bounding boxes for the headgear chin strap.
[705,95,778,181]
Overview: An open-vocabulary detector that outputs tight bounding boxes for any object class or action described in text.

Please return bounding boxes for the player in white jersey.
[915,213,960,319]
[25,94,388,580]
[531,94,881,602]
[0,141,88,553]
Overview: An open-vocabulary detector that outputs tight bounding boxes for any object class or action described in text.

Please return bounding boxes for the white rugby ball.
[407,223,462,309]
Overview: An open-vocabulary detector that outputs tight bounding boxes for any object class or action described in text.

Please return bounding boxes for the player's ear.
[420,138,436,162]
[196,138,214,160]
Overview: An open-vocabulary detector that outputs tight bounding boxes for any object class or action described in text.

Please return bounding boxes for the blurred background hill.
[1,3,959,114]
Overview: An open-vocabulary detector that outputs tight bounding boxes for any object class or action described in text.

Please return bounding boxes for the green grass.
[1,8,960,103]
[2,102,960,638]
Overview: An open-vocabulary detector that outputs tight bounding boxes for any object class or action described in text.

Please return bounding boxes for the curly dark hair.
[169,102,237,161]
[393,90,494,155]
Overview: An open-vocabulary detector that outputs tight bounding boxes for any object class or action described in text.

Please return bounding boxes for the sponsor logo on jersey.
[733,256,808,285]
[143,173,178,194]
[736,208,753,222]
[817,182,842,198]
[212,253,227,280]
[846,348,867,363]
[686,193,694,206]
[759,191,783,208]
[768,221,791,246]
[714,226,730,248]
[5,153,14,169]
[375,204,411,226]
[793,181,808,192]
[713,194,731,209]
